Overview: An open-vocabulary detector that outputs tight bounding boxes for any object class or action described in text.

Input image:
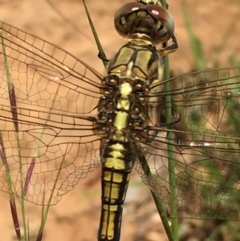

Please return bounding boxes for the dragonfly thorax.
[94,42,164,145]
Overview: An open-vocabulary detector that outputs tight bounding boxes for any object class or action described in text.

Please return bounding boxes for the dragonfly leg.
[165,2,169,10]
[98,52,110,65]
[161,109,181,126]
[145,111,181,144]
[158,33,178,56]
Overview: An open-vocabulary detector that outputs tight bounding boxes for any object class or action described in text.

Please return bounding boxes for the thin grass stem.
[138,147,175,241]
[161,0,179,239]
[0,29,28,240]
[82,0,108,68]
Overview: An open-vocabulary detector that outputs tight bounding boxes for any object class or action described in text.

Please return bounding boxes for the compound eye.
[115,2,143,21]
[146,4,174,39]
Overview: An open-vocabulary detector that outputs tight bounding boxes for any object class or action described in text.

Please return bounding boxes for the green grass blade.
[137,147,175,241]
[161,0,179,239]
[82,0,108,68]
[0,28,28,240]
[9,200,21,240]
[36,148,67,241]
[0,26,60,240]
[0,132,21,240]
[181,0,206,70]
[164,54,178,241]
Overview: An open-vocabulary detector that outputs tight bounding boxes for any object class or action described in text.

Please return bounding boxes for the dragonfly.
[0,0,240,241]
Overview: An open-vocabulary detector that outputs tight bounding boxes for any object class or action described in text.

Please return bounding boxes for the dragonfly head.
[114,2,174,45]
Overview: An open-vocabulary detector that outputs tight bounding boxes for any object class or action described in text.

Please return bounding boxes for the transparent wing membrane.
[137,68,240,219]
[1,20,240,219]
[0,21,102,205]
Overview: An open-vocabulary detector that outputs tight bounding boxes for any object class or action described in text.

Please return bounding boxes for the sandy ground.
[0,0,239,241]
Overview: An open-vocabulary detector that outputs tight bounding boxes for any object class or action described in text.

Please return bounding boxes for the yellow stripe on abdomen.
[99,141,134,241]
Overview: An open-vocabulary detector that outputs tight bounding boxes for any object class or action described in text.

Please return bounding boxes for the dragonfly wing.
[0,21,102,205]
[135,68,240,219]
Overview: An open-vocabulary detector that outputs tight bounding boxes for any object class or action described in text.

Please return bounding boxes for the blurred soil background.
[0,0,239,241]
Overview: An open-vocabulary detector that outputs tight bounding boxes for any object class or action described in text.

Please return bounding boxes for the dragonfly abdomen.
[98,42,164,241]
[98,141,135,241]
